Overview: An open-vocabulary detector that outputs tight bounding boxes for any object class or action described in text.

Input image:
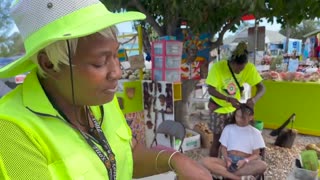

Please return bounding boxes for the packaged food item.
[300,150,319,171]
[306,144,320,157]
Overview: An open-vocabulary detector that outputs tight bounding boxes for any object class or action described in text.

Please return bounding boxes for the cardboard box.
[175,129,201,152]
[193,123,213,148]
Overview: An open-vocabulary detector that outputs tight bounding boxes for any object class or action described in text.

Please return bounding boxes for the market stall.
[116,31,204,152]
[250,35,320,137]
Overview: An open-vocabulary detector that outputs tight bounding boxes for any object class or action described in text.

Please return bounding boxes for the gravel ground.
[185,112,320,180]
[262,129,319,180]
[184,128,320,180]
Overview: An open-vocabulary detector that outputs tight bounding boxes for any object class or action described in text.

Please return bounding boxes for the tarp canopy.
[241,14,255,21]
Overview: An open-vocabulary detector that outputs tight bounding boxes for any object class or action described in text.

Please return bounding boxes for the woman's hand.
[228,97,240,109]
[246,98,256,109]
[171,153,212,180]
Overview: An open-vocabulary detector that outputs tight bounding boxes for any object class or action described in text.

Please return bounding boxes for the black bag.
[273,113,297,148]
[274,129,298,148]
[227,61,244,93]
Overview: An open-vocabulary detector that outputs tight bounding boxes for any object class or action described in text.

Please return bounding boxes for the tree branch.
[131,0,165,36]
[212,7,252,49]
[141,26,152,53]
[212,16,242,49]
[162,2,179,36]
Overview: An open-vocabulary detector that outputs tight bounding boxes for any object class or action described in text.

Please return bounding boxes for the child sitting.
[201,105,267,180]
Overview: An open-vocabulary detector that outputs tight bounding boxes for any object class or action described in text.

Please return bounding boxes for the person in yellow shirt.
[0,0,212,180]
[206,42,265,157]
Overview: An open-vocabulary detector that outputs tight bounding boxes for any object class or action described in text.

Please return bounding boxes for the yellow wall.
[254,80,320,136]
[116,80,143,114]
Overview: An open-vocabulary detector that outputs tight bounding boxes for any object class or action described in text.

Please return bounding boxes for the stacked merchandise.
[121,69,151,81]
[260,71,320,83]
[259,52,320,83]
[118,49,151,81]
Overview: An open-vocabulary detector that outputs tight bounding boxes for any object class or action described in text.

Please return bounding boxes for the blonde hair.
[232,41,248,57]
[32,26,118,77]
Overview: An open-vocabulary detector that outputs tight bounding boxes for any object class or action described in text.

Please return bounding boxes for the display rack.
[151,40,183,82]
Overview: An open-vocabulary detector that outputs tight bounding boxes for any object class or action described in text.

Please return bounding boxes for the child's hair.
[230,41,248,65]
[241,104,254,115]
[230,104,254,124]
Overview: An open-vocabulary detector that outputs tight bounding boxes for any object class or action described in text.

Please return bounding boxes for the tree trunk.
[174,80,199,129]
[141,26,151,54]
[211,16,242,50]
[131,0,165,36]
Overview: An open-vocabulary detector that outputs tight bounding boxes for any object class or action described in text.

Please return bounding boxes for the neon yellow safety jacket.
[0,70,133,180]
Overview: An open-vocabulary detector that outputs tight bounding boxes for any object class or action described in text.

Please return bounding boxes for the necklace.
[83,106,95,133]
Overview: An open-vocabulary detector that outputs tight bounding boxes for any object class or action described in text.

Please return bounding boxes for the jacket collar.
[22,70,59,117]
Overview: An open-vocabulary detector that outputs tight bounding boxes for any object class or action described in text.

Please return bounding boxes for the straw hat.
[0,0,146,78]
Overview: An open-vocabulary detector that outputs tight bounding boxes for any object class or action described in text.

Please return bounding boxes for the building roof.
[224,27,286,45]
[265,30,286,44]
[303,29,320,38]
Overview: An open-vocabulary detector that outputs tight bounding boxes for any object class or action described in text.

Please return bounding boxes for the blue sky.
[259,18,282,31]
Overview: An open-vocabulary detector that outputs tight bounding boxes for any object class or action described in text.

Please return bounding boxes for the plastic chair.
[150,120,186,153]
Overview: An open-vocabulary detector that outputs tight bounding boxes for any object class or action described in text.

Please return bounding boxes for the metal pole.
[137,25,144,80]
[254,20,259,65]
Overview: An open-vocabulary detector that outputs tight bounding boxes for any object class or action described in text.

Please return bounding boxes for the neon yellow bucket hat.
[0,0,146,78]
